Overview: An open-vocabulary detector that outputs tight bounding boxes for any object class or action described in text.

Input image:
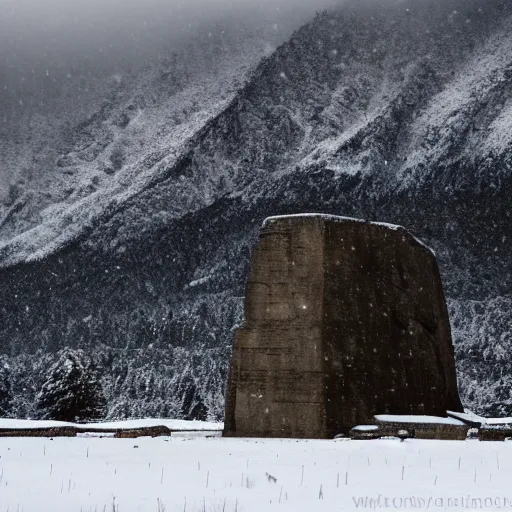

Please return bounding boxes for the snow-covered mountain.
[1,0,511,420]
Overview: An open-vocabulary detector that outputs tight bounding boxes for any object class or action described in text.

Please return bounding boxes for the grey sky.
[0,0,335,46]
[0,0,336,106]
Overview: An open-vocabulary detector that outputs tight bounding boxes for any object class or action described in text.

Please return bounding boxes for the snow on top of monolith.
[262,214,435,256]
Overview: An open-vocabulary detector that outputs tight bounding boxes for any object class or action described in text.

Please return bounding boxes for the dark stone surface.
[224,214,463,438]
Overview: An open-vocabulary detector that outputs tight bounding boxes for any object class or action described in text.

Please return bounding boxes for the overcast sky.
[0,0,335,50]
[0,0,337,105]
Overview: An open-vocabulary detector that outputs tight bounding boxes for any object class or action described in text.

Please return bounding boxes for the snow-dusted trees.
[36,349,106,422]
[177,375,208,421]
[0,357,12,416]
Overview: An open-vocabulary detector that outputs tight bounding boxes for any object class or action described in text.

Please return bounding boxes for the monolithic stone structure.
[224,214,463,439]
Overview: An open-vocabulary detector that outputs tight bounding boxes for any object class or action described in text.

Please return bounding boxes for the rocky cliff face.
[225,215,462,438]
[0,0,511,420]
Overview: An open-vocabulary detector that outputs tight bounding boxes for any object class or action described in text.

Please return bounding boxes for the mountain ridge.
[1,0,511,420]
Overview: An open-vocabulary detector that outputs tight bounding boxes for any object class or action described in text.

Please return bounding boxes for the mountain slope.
[0,13,305,254]
[1,0,511,420]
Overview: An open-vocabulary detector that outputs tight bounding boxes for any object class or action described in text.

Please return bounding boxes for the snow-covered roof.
[351,425,380,432]
[375,415,465,426]
[448,410,512,426]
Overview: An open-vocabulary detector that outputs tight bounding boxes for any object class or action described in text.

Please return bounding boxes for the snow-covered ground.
[0,418,222,432]
[1,433,512,511]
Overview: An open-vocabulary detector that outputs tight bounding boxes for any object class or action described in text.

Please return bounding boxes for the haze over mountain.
[0,0,510,421]
[0,0,331,208]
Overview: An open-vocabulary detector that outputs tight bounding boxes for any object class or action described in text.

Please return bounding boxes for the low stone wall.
[0,425,174,438]
[479,426,512,442]
[375,420,469,440]
[349,425,382,440]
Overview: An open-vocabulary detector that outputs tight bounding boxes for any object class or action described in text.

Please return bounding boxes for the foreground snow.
[1,434,512,512]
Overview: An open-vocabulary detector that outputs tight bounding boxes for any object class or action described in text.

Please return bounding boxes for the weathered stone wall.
[374,420,469,441]
[224,214,463,438]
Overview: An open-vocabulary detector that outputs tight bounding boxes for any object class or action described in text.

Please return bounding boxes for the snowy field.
[0,418,222,432]
[2,433,512,512]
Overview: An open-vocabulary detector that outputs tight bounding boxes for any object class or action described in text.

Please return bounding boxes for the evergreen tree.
[0,358,12,417]
[187,398,208,422]
[36,349,106,422]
